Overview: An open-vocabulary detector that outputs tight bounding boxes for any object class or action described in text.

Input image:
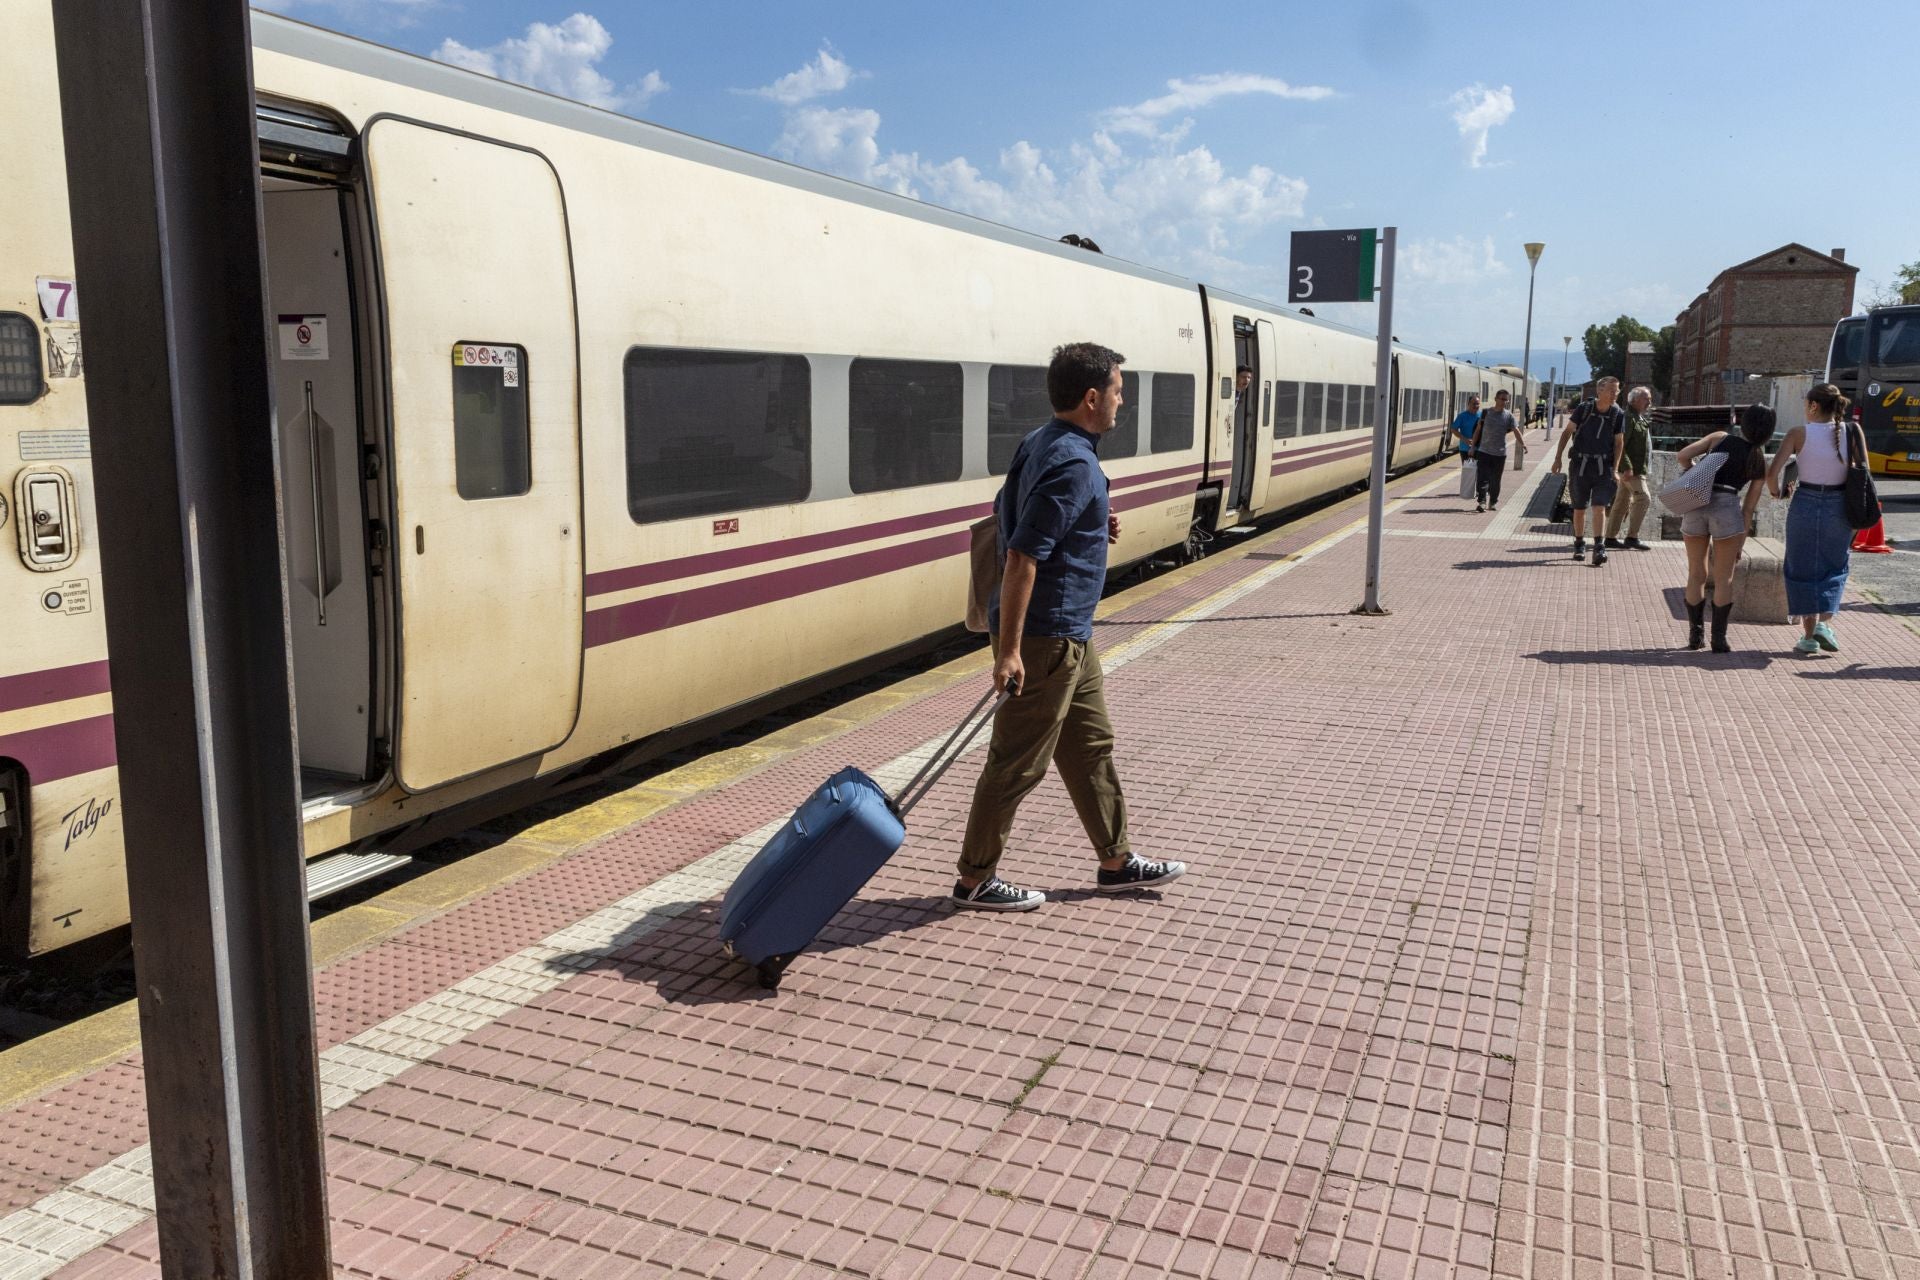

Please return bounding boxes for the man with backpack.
[1552,375,1628,565]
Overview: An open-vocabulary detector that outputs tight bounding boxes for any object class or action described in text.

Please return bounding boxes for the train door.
[1229,318,1258,512]
[1247,319,1277,512]
[363,120,583,792]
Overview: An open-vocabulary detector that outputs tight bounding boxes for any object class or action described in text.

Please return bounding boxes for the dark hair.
[1047,342,1125,413]
[1736,402,1776,481]
[1235,364,1252,376]
[1806,381,1851,425]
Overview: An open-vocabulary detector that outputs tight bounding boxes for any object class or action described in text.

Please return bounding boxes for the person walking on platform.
[1470,389,1520,511]
[1448,393,1482,494]
[1552,376,1627,565]
[1676,404,1774,652]
[954,342,1187,911]
[1767,383,1858,655]
[1604,386,1656,550]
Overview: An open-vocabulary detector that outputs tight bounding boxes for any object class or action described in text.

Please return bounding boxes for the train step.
[304,849,411,901]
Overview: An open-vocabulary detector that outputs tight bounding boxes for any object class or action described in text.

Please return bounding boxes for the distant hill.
[1448,347,1592,385]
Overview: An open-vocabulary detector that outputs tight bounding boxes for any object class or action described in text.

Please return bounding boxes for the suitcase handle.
[891,679,1015,818]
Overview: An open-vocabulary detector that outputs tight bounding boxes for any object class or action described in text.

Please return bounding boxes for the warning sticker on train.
[277,314,329,361]
[454,343,519,369]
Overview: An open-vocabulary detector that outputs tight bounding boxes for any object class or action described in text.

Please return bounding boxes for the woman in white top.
[1765,383,1857,654]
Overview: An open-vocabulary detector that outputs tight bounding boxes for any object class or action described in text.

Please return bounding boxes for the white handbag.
[1656,450,1726,515]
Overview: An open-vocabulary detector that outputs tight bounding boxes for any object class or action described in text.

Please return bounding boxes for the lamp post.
[1562,335,1573,422]
[1521,242,1544,428]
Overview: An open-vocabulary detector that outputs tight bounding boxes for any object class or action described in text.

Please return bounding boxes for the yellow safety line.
[0,460,1453,1108]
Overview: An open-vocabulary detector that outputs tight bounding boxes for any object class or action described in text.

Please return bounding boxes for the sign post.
[1289,227,1396,614]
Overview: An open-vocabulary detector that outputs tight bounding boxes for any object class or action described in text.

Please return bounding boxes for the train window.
[1260,382,1272,430]
[0,313,42,405]
[1362,386,1374,430]
[623,346,812,523]
[1303,382,1324,435]
[1105,371,1141,458]
[1149,373,1195,452]
[451,342,531,499]
[1275,381,1298,438]
[1326,384,1345,432]
[988,365,1051,475]
[850,358,963,493]
[1346,384,1364,430]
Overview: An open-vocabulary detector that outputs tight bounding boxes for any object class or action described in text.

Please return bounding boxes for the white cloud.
[750,48,858,106]
[1449,84,1514,168]
[433,14,666,113]
[1401,235,1510,286]
[765,62,1313,274]
[1101,72,1335,140]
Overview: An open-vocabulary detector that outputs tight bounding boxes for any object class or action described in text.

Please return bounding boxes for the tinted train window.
[1303,383,1325,435]
[988,365,1051,475]
[850,358,962,493]
[0,313,42,405]
[1346,384,1364,430]
[624,347,811,523]
[1105,371,1141,458]
[451,342,530,499]
[1362,386,1374,430]
[1326,384,1345,433]
[1150,373,1195,452]
[1275,381,1298,438]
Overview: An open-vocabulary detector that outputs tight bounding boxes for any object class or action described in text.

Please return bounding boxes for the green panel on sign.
[1358,229,1377,297]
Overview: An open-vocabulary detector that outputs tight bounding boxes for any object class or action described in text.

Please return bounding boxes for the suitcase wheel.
[756,954,796,991]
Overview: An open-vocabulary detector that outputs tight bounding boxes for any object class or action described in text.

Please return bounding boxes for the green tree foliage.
[1582,315,1658,383]
[1650,325,1676,398]
[1898,260,1920,305]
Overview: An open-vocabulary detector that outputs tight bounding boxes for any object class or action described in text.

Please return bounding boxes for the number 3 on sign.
[1294,265,1313,299]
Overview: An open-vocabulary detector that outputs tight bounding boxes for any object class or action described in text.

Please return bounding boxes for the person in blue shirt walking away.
[954,342,1187,911]
[1448,394,1481,494]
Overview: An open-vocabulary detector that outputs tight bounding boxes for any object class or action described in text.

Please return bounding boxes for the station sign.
[1288,229,1378,304]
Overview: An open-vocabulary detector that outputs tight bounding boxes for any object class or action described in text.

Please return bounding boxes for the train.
[0,6,1534,957]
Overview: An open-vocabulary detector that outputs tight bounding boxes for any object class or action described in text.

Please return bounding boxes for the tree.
[1650,325,1676,398]
[1862,260,1920,309]
[1583,314,1658,383]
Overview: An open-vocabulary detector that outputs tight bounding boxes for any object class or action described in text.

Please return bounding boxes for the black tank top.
[1711,436,1756,492]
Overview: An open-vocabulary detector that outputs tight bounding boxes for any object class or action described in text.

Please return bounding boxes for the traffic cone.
[1852,519,1894,554]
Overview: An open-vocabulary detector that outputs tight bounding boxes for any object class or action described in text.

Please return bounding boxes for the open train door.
[1247,319,1277,512]
[364,119,583,792]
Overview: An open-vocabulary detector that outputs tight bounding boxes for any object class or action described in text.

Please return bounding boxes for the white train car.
[1,7,1463,956]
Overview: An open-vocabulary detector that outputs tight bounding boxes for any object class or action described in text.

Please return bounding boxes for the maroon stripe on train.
[0,714,118,784]
[0,660,113,716]
[1271,440,1373,475]
[583,461,1205,598]
[1113,478,1205,513]
[585,528,971,648]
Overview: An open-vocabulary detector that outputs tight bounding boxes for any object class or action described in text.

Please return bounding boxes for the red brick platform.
[8,459,1920,1279]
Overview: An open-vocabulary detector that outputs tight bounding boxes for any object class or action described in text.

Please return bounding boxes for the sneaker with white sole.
[1095,855,1188,893]
[952,877,1045,911]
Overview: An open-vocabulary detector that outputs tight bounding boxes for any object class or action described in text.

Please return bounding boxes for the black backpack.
[1568,401,1615,461]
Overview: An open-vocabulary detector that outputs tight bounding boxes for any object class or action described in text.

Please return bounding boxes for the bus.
[1828,304,1920,475]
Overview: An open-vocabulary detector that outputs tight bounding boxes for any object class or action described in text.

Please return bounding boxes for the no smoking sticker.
[277,314,328,361]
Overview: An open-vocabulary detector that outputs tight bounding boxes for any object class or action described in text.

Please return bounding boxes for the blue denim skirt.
[1783,487,1852,617]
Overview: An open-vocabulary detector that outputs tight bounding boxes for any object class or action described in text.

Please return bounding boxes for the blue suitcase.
[719,684,1007,990]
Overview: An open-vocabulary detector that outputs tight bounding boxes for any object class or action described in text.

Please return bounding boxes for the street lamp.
[1562,335,1573,419]
[1521,242,1543,427]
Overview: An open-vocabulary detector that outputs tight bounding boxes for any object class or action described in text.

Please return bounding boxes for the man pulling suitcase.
[954,342,1187,911]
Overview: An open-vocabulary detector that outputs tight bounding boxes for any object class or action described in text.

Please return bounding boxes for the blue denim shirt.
[988,419,1109,641]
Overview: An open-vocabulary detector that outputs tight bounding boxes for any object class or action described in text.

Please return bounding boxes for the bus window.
[1871,312,1920,375]
[1828,316,1866,382]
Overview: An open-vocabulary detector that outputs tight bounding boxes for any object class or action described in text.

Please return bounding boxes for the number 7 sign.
[37,277,79,323]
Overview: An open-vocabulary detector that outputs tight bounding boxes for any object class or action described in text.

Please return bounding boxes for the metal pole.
[1545,365,1557,436]
[1356,226,1396,616]
[50,3,332,1276]
[1520,259,1538,424]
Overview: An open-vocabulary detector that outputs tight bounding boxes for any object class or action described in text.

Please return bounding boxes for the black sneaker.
[1475,502,1484,513]
[1591,545,1608,566]
[1571,539,1586,560]
[1096,855,1188,894]
[1603,537,1624,548]
[953,877,1044,911]
[1623,537,1649,550]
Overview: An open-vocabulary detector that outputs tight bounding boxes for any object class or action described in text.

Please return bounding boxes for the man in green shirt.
[1604,386,1655,549]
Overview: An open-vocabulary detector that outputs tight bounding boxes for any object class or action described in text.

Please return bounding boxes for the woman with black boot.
[1676,404,1774,652]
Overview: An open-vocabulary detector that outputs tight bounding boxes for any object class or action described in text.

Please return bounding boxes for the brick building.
[1669,244,1856,405]
[1625,341,1654,397]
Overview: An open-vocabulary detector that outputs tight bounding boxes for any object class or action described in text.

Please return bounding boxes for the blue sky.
[263,0,1914,383]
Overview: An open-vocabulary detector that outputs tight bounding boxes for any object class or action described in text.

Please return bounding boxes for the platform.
[5,450,1919,1280]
